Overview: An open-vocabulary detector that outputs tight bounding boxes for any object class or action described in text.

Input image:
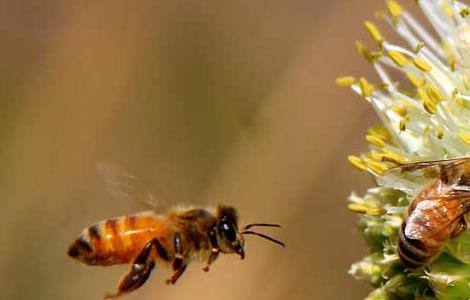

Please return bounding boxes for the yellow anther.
[355,41,375,63]
[417,86,429,102]
[460,132,470,145]
[436,129,444,139]
[348,155,368,171]
[364,21,384,46]
[390,105,408,117]
[358,77,374,97]
[366,134,386,148]
[399,115,410,132]
[461,8,470,18]
[423,99,437,114]
[427,83,443,103]
[406,72,424,87]
[368,125,390,141]
[365,159,388,175]
[367,207,386,216]
[412,58,432,72]
[347,203,369,214]
[399,120,406,132]
[388,51,409,67]
[449,56,457,72]
[463,74,470,90]
[442,3,453,17]
[423,125,431,135]
[336,76,356,87]
[380,83,390,90]
[382,149,405,163]
[370,50,383,60]
[414,42,425,53]
[387,1,404,18]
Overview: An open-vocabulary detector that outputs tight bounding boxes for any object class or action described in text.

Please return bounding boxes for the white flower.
[339,1,470,299]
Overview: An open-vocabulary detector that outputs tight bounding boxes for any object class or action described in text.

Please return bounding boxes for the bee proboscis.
[382,157,470,268]
[67,163,285,298]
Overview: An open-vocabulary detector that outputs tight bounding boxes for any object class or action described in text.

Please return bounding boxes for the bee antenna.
[241,230,286,247]
[242,223,282,230]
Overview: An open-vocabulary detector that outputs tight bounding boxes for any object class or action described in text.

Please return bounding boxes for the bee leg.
[203,227,219,272]
[166,233,187,285]
[104,240,156,299]
[451,217,467,238]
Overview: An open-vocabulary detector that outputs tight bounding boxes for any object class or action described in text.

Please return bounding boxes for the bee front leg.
[203,227,219,272]
[166,233,187,285]
[104,240,157,299]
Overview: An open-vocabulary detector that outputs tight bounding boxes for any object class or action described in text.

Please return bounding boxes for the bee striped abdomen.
[397,223,435,268]
[69,212,169,266]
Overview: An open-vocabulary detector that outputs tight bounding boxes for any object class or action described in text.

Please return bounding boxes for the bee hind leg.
[450,217,467,239]
[166,233,187,285]
[104,239,159,299]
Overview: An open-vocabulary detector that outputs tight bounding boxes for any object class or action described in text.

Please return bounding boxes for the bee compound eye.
[220,221,236,243]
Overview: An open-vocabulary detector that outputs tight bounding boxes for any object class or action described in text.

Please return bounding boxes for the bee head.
[216,205,245,259]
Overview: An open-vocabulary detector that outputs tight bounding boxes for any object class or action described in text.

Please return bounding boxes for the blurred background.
[0,0,423,299]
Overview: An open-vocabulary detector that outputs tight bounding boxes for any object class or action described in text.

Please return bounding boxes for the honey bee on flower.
[338,1,470,299]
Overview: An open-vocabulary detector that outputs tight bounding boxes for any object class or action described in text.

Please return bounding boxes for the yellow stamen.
[382,149,405,163]
[366,134,386,148]
[368,125,390,141]
[347,203,369,214]
[423,99,437,114]
[379,83,390,90]
[417,86,429,102]
[358,77,374,97]
[427,83,443,103]
[406,72,424,87]
[348,155,368,171]
[364,21,384,46]
[450,56,457,72]
[386,1,404,18]
[388,51,409,67]
[355,41,376,63]
[367,207,386,216]
[460,132,470,145]
[336,76,356,87]
[460,8,470,18]
[414,42,424,53]
[436,129,444,139]
[390,104,407,117]
[399,115,410,132]
[365,159,388,175]
[442,2,453,17]
[412,58,432,72]
[423,125,431,135]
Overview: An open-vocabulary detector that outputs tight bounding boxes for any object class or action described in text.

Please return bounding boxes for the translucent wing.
[378,157,470,194]
[96,161,166,210]
[405,196,470,239]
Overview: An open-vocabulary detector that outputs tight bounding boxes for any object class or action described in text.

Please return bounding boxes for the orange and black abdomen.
[397,222,440,268]
[68,212,170,265]
[397,181,467,268]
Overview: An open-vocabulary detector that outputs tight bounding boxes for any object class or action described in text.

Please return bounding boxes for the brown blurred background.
[0,0,420,299]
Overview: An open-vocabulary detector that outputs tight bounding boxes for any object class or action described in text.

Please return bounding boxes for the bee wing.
[378,157,470,193]
[404,195,470,239]
[96,161,166,210]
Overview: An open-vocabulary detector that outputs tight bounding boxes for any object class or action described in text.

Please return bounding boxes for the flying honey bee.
[67,163,285,299]
[381,157,470,268]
